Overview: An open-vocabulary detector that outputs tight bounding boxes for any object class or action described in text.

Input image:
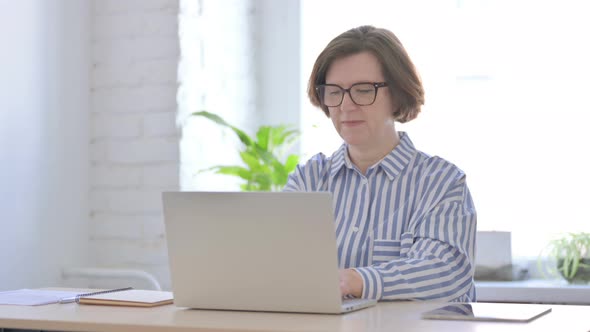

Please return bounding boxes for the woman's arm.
[354,174,477,302]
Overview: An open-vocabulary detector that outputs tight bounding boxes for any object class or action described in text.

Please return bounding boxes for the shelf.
[476,280,590,304]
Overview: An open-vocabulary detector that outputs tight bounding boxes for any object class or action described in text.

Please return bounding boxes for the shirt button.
[352,226,359,232]
[361,179,368,185]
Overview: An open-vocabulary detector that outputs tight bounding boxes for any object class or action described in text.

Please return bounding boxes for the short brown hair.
[307,25,424,123]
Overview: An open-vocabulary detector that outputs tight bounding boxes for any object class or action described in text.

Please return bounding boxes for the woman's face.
[324,51,396,149]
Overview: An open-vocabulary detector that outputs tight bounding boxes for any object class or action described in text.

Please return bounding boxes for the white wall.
[89,0,180,290]
[256,0,300,128]
[0,0,90,291]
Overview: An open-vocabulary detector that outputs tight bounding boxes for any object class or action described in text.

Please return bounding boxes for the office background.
[1,0,589,298]
[0,0,299,292]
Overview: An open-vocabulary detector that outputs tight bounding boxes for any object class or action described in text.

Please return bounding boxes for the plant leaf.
[272,160,289,186]
[269,125,299,150]
[191,111,254,147]
[253,145,280,166]
[195,165,223,175]
[213,166,252,181]
[284,154,299,173]
[191,111,302,192]
[252,173,272,190]
[256,126,271,151]
[240,151,262,171]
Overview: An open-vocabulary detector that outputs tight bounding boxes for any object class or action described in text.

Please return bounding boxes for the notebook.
[76,289,173,308]
[0,288,172,307]
[0,289,82,306]
[421,302,552,323]
[162,191,377,314]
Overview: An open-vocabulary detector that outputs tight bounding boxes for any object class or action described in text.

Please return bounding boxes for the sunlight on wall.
[178,0,257,191]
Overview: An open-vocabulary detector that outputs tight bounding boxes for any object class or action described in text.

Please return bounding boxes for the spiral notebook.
[76,289,174,307]
[0,288,171,307]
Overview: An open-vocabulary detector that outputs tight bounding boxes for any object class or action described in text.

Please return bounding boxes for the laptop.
[162,191,377,314]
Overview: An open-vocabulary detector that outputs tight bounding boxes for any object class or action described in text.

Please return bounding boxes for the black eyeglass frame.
[316,82,389,107]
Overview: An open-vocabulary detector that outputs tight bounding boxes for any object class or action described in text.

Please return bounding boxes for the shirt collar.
[329,131,416,181]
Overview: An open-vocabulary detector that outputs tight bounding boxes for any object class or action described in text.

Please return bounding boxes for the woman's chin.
[340,136,368,147]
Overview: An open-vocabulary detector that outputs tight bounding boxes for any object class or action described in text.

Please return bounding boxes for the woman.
[284,25,477,302]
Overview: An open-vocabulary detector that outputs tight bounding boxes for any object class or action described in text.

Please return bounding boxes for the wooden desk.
[1,301,589,332]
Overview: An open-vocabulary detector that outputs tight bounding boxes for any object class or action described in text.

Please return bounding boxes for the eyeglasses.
[316,82,388,107]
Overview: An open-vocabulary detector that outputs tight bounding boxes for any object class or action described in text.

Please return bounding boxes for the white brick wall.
[88,0,263,291]
[89,0,180,290]
[91,85,178,113]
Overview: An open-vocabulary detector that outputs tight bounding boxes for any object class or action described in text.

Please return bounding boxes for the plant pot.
[558,258,590,284]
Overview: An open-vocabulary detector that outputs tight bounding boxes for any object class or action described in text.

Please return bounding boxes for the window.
[300,0,590,260]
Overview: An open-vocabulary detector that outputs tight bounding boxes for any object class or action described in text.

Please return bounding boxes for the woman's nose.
[339,91,357,111]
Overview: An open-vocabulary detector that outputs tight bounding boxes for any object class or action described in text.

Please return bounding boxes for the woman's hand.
[339,269,363,298]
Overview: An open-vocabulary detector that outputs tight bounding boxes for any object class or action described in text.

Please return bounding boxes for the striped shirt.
[284,132,477,302]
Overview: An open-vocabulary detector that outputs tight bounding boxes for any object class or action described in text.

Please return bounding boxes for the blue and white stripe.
[284,132,477,302]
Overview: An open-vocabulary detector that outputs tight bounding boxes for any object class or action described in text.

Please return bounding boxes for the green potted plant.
[538,232,590,284]
[191,111,300,191]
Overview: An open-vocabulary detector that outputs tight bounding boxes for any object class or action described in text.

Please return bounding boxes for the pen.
[58,287,133,304]
[58,296,78,304]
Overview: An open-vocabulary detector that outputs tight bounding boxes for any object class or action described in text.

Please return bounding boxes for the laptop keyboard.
[341,298,372,311]
[343,298,366,305]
